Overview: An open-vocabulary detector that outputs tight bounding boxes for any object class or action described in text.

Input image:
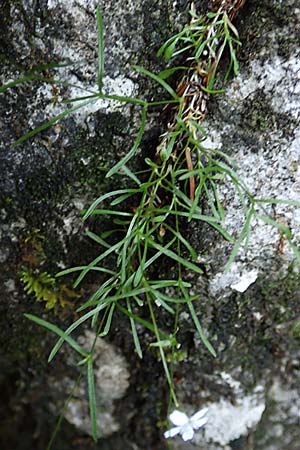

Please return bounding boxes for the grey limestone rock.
[1,1,300,450]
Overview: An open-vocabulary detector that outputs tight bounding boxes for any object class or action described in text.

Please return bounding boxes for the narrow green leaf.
[151,290,197,304]
[86,209,133,217]
[72,237,127,287]
[194,34,216,60]
[65,92,146,105]
[48,301,112,362]
[13,100,95,146]
[255,198,300,207]
[0,62,86,94]
[110,192,138,206]
[149,280,191,289]
[164,224,197,260]
[106,106,148,177]
[147,298,178,406]
[207,39,227,91]
[142,238,176,272]
[62,93,100,103]
[121,165,141,185]
[133,295,144,307]
[99,304,115,336]
[98,92,146,105]
[133,65,180,101]
[127,299,143,358]
[120,223,138,284]
[203,182,221,221]
[56,265,115,277]
[214,160,252,197]
[188,177,206,222]
[164,39,177,60]
[187,302,216,357]
[77,286,161,310]
[24,314,88,359]
[151,206,232,241]
[152,214,169,223]
[153,291,175,314]
[224,58,234,82]
[77,278,117,311]
[171,44,195,59]
[149,240,203,274]
[161,134,177,161]
[158,66,186,80]
[201,85,225,94]
[85,230,111,248]
[224,13,240,37]
[157,34,182,58]
[224,207,254,272]
[0,74,49,93]
[148,99,180,107]
[257,214,292,239]
[228,39,239,75]
[116,303,168,339]
[133,263,144,288]
[149,339,175,348]
[82,189,139,220]
[211,180,225,221]
[87,358,97,441]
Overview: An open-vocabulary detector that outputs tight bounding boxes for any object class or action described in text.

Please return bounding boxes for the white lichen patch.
[219,371,243,395]
[210,263,259,297]
[68,75,136,123]
[170,370,266,448]
[191,374,265,446]
[227,53,300,120]
[44,0,146,75]
[7,0,144,132]
[64,399,120,435]
[201,128,223,150]
[230,269,258,293]
[269,378,300,418]
[253,377,300,449]
[50,331,130,437]
[29,74,136,129]
[204,47,300,295]
[47,0,98,9]
[171,380,265,448]
[199,395,266,446]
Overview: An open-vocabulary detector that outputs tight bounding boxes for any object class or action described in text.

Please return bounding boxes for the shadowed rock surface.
[1,1,300,449]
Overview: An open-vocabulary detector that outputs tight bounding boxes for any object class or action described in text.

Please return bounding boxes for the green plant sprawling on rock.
[3,0,299,444]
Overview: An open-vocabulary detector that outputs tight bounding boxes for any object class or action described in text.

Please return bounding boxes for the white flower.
[164,408,208,441]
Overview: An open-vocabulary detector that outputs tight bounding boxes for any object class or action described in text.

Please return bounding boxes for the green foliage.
[157,7,241,90]
[20,267,79,311]
[4,3,299,445]
[19,228,80,312]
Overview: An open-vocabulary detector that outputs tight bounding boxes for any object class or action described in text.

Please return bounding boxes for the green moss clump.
[20,267,79,310]
[19,228,79,311]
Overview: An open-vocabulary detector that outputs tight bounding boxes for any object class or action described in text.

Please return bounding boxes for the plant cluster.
[2,0,299,444]
[19,228,79,311]
[20,268,79,310]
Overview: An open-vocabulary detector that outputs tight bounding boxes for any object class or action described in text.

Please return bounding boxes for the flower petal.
[181,425,194,441]
[190,407,209,422]
[169,410,189,426]
[164,426,181,439]
[191,416,208,430]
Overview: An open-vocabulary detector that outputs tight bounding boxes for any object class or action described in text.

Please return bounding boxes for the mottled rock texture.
[1,1,300,449]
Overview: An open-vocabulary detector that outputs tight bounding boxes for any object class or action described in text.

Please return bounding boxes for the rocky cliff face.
[1,1,300,449]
